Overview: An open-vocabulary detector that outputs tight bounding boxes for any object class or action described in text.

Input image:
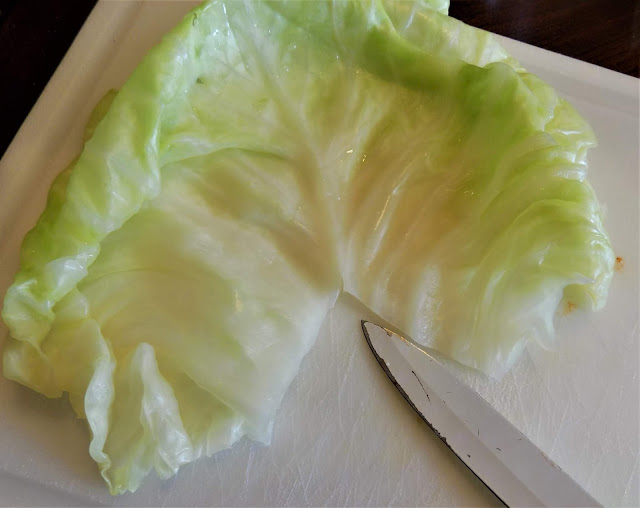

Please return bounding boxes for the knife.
[361,321,601,508]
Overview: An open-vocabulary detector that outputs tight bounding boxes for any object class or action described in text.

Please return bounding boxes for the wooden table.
[1,0,638,157]
[450,0,639,77]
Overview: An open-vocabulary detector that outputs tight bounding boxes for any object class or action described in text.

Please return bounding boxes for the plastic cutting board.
[0,1,638,506]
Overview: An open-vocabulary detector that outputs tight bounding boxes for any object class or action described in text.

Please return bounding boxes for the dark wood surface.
[450,0,640,77]
[1,0,638,158]
[0,0,98,158]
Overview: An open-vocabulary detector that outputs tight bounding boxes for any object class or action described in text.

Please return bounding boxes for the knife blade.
[361,321,600,508]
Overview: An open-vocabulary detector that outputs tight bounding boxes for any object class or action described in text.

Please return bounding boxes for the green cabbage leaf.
[2,0,613,494]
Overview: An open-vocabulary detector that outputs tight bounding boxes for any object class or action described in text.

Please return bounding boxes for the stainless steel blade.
[362,321,600,508]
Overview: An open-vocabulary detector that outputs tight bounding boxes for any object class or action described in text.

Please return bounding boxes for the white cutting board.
[0,2,638,506]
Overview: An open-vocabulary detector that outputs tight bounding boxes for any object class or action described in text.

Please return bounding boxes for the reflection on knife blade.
[361,320,601,508]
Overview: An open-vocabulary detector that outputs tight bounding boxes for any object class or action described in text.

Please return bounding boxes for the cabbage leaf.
[2,0,613,494]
